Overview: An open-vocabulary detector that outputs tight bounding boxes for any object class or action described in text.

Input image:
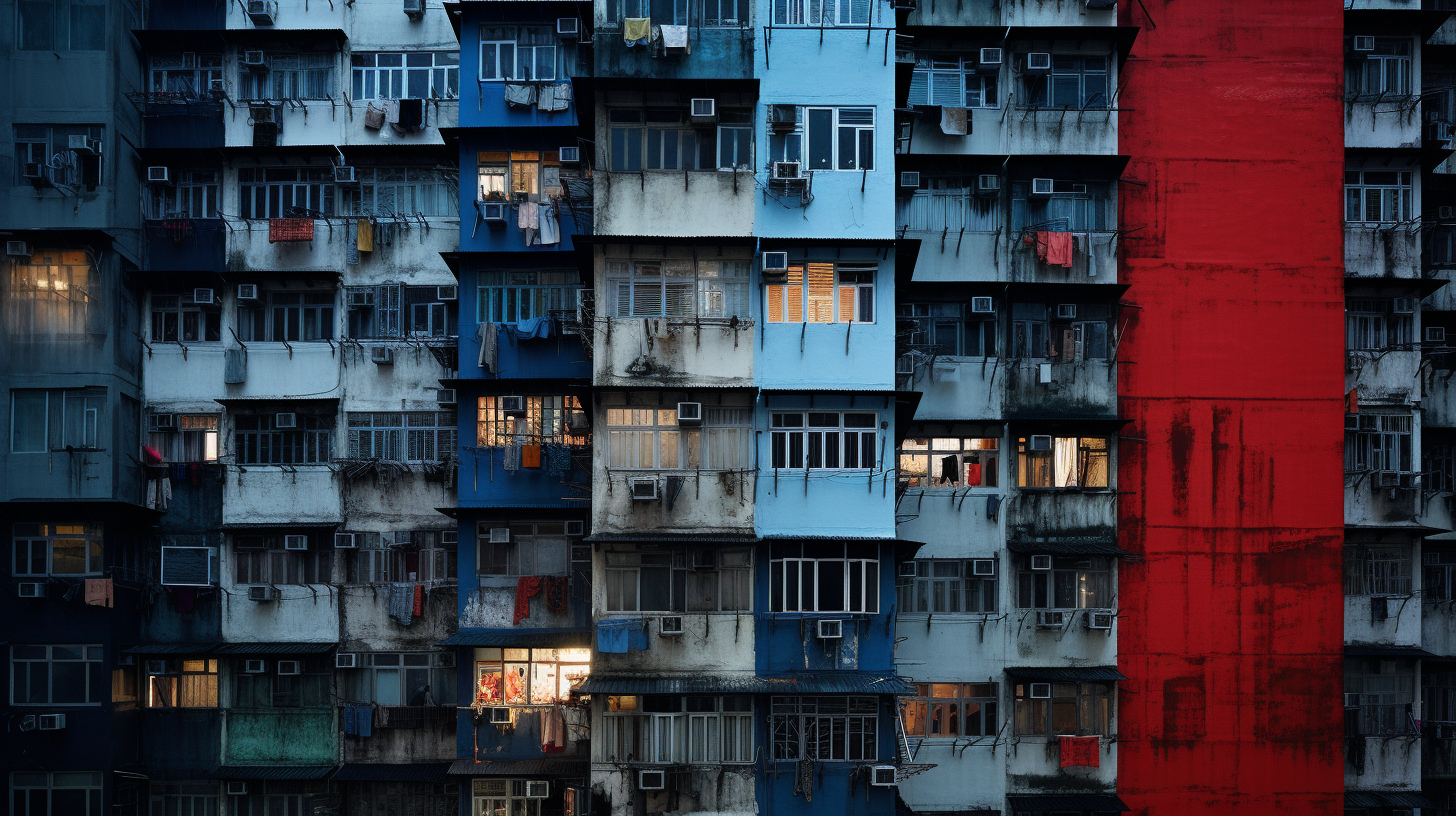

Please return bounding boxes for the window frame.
[10,771,105,816]
[770,695,879,761]
[768,542,881,614]
[351,51,459,100]
[236,51,337,101]
[604,547,753,613]
[6,249,97,337]
[146,169,220,219]
[1023,54,1110,110]
[909,56,999,109]
[1345,169,1414,225]
[10,644,105,706]
[233,412,333,466]
[765,263,876,325]
[770,411,880,471]
[474,647,591,708]
[230,657,332,709]
[600,695,754,764]
[1344,413,1413,473]
[476,269,582,325]
[605,404,752,471]
[803,107,875,171]
[231,536,335,586]
[606,259,752,320]
[477,27,557,82]
[898,436,1000,489]
[476,395,587,449]
[902,682,998,739]
[1012,680,1112,737]
[1344,544,1414,597]
[145,658,219,709]
[10,388,105,453]
[149,293,221,344]
[16,0,106,51]
[1346,38,1414,98]
[476,521,573,578]
[1016,435,1111,490]
[896,559,998,614]
[347,411,457,463]
[1015,555,1113,611]
[12,522,103,578]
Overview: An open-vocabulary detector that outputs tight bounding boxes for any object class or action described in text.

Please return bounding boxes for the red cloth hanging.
[544,576,569,613]
[513,576,543,624]
[1037,231,1074,267]
[1059,735,1100,767]
[412,584,424,616]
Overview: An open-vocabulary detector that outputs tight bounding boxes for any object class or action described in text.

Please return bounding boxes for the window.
[897,560,997,614]
[234,414,332,465]
[771,0,868,25]
[899,437,999,489]
[769,542,881,613]
[12,523,102,577]
[477,150,564,203]
[1025,55,1109,109]
[351,52,459,100]
[1010,180,1111,232]
[903,683,997,738]
[477,522,572,577]
[1344,545,1413,596]
[1013,681,1112,737]
[347,284,400,339]
[146,659,218,708]
[232,535,334,585]
[478,27,557,81]
[800,107,873,171]
[7,250,96,336]
[1347,38,1412,97]
[341,168,458,218]
[353,653,453,706]
[698,0,749,24]
[600,695,754,764]
[472,780,544,816]
[149,783,219,816]
[236,291,336,342]
[10,772,104,816]
[1345,170,1413,225]
[909,57,998,108]
[476,396,588,448]
[1428,443,1456,494]
[10,645,104,705]
[150,294,221,343]
[605,108,754,172]
[765,263,875,324]
[607,259,751,319]
[147,170,220,219]
[1426,549,1456,602]
[149,53,223,97]
[475,648,590,707]
[237,52,336,100]
[605,548,752,612]
[1345,413,1413,473]
[899,303,999,356]
[347,412,456,463]
[346,533,454,585]
[232,658,331,708]
[771,696,878,760]
[1017,436,1109,489]
[14,125,103,188]
[770,411,877,470]
[10,388,105,452]
[238,167,337,219]
[148,415,219,463]
[231,789,307,816]
[477,270,583,324]
[16,0,104,50]
[1016,556,1113,610]
[1010,303,1112,361]
[897,179,1003,233]
[1347,298,1415,351]
[606,405,751,469]
[1346,659,1415,736]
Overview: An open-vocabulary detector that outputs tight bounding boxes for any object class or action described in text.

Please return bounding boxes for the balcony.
[591,25,754,81]
[134,94,225,150]
[145,219,226,272]
[1005,490,1117,546]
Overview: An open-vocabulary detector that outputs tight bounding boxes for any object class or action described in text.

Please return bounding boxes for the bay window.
[476,395,587,448]
[903,683,998,738]
[899,437,998,488]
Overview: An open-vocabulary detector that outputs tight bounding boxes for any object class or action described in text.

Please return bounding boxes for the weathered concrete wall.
[1005,738,1117,791]
[224,710,337,764]
[1344,737,1423,791]
[590,764,756,816]
[1345,227,1422,280]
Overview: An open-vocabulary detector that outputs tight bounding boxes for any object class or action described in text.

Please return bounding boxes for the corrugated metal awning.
[1006,794,1128,814]
[447,759,589,777]
[574,672,915,696]
[585,533,759,544]
[440,629,592,648]
[1005,667,1127,683]
[125,642,219,655]
[331,763,451,782]
[1345,645,1437,659]
[218,522,341,530]
[1345,791,1435,809]
[1005,539,1130,558]
[212,642,336,655]
[211,766,335,781]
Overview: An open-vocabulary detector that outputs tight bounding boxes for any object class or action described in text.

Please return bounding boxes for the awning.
[1005,667,1128,683]
[212,642,336,655]
[440,629,592,648]
[218,522,341,530]
[211,766,335,781]
[1006,794,1128,814]
[1345,645,1438,659]
[1345,791,1436,809]
[585,533,759,544]
[125,642,219,655]
[331,763,451,782]
[574,672,915,696]
[1006,539,1129,558]
[447,759,589,777]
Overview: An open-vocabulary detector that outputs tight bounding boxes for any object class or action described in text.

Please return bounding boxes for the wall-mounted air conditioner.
[900,171,921,188]
[441,530,459,545]
[148,166,172,184]
[243,51,268,71]
[277,660,302,676]
[192,288,216,305]
[334,166,357,184]
[630,477,659,501]
[1353,36,1376,52]
[38,713,66,731]
[247,585,277,602]
[1031,177,1054,196]
[1086,611,1114,630]
[336,653,358,669]
[1025,52,1052,73]
[437,389,457,405]
[237,284,260,302]
[659,616,685,636]
[557,17,580,39]
[1428,327,1446,343]
[370,347,394,365]
[676,402,702,424]
[870,766,897,786]
[559,146,581,163]
[1030,554,1053,571]
[488,528,511,544]
[638,770,666,790]
[1029,435,1053,452]
[334,533,358,549]
[970,296,994,313]
[437,285,458,301]
[1056,304,1077,319]
[481,202,507,223]
[978,48,1003,69]
[817,619,843,639]
[500,396,526,415]
[762,251,790,272]
[564,521,585,536]
[275,413,297,429]
[1029,682,1051,698]
[1036,610,1065,628]
[227,782,249,796]
[524,781,549,799]
[690,98,717,124]
[18,582,45,599]
[7,241,31,257]
[243,660,267,673]
[769,104,799,132]
[246,0,278,25]
[771,161,802,181]
[972,559,995,576]
[68,134,96,154]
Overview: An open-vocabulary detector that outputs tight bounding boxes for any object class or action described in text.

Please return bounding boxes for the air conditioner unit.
[564,521,585,536]
[334,533,358,549]
[437,389,458,405]
[433,651,456,668]
[192,288,216,305]
[895,354,915,376]
[1428,327,1446,343]
[1031,178,1055,196]
[970,296,994,313]
[1344,693,1362,708]
[481,202,507,222]
[18,582,45,599]
[348,290,375,308]
[769,104,799,131]
[389,531,414,547]
[277,660,302,675]
[817,619,844,639]
[1025,52,1052,73]
[247,0,278,25]
[676,402,703,424]
[148,413,177,432]
[638,770,667,791]
[900,171,921,188]
[762,251,790,272]
[1029,682,1051,699]
[243,660,267,673]
[522,781,549,799]
[227,782,249,796]
[336,653,358,669]
[404,0,424,18]
[870,766,897,787]
[489,528,511,544]
[557,17,580,39]
[772,161,802,181]
[6,241,31,257]
[691,549,715,570]
[36,713,66,731]
[146,660,169,675]
[559,146,581,164]
[977,174,1001,193]
[1393,297,1417,314]
[68,134,95,154]
[979,47,1003,68]
[334,165,357,184]
[489,707,512,723]
[1029,435,1053,451]
[1377,470,1401,489]
[690,98,718,123]
[365,344,395,365]
[659,616,685,636]
[437,285,458,301]
[1353,35,1376,51]
[630,477,660,501]
[1086,611,1114,630]
[897,561,917,578]
[247,585,277,603]
[441,530,459,545]
[275,413,297,429]
[237,284,260,302]
[148,166,172,184]
[1031,554,1053,571]
[972,559,995,576]
[500,396,526,415]
[249,104,276,125]
[243,51,268,70]
[1056,304,1077,319]
[1037,610,1066,628]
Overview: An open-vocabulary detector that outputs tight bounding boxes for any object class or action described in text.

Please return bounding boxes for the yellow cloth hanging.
[357,219,374,252]
[623,17,651,44]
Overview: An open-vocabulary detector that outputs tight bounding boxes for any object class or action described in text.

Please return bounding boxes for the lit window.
[12,523,103,577]
[474,648,590,707]
[765,263,874,324]
[1013,681,1112,737]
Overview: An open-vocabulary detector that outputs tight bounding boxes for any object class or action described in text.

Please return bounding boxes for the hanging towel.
[522,444,542,468]
[596,619,631,653]
[539,204,561,245]
[545,576,569,613]
[539,82,572,112]
[413,583,424,616]
[1347,388,1360,414]
[985,493,1001,521]
[1085,234,1097,277]
[517,201,539,230]
[364,103,386,130]
[390,582,414,625]
[346,220,360,265]
[627,619,649,651]
[374,704,388,730]
[659,24,689,50]
[940,107,969,136]
[510,316,553,340]
[396,98,424,129]
[545,443,571,478]
[542,706,568,753]
[965,460,982,487]
[344,705,358,736]
[476,323,499,373]
[358,218,374,252]
[504,444,522,471]
[504,83,538,107]
[385,99,402,124]
[1043,231,1073,267]
[356,704,373,737]
[536,83,557,112]
[84,578,113,608]
[514,576,543,624]
[1059,735,1100,767]
[624,17,651,46]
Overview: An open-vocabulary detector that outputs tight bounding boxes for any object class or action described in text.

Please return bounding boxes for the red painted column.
[1116,2,1347,813]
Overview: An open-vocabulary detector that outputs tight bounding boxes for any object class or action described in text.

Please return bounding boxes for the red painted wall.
[1116,2,1347,813]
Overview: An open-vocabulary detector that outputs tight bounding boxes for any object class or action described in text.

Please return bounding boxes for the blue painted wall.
[593,28,755,80]
[457,259,591,382]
